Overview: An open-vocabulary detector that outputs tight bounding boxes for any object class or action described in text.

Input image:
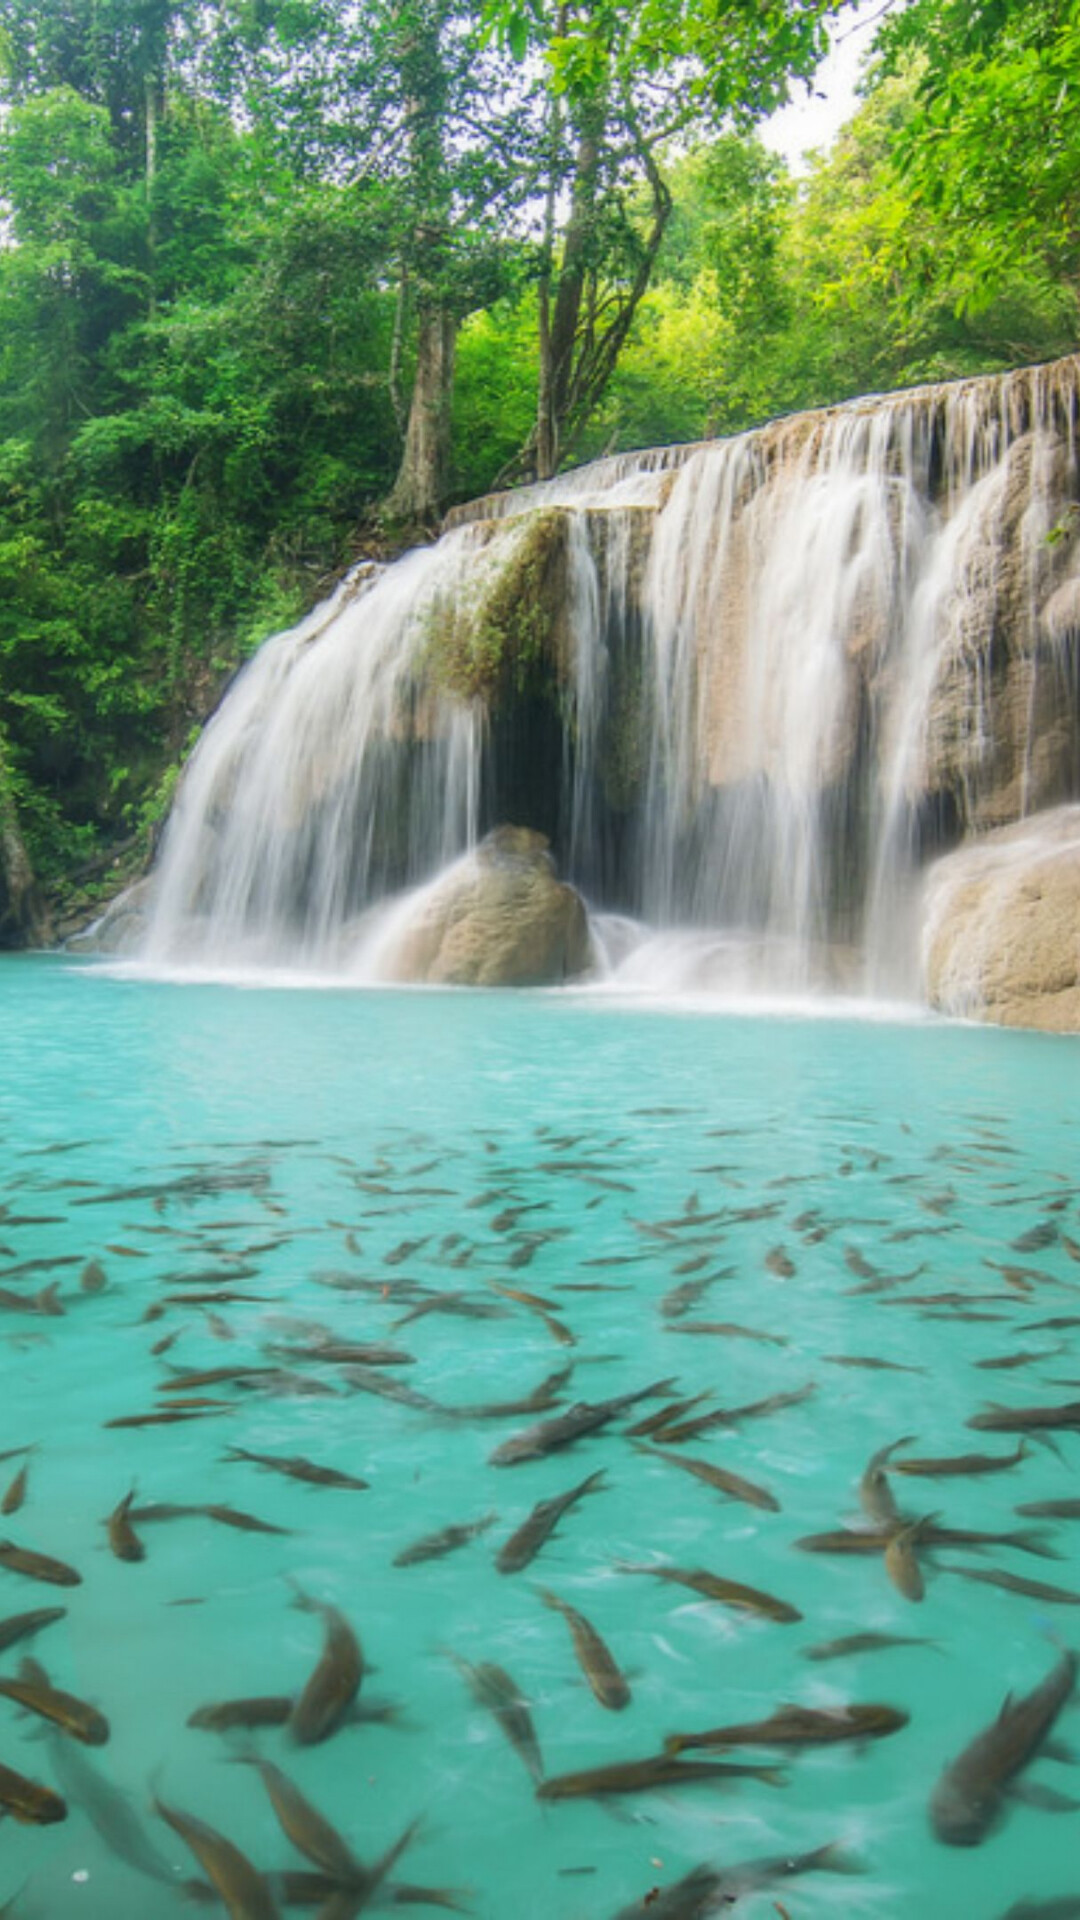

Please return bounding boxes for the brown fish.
[448,1651,544,1782]
[0,1538,81,1586]
[1,1460,29,1516]
[489,1379,675,1467]
[288,1588,363,1745]
[930,1649,1076,1844]
[223,1446,369,1491]
[536,1753,785,1799]
[106,1489,145,1563]
[664,1321,788,1346]
[884,1518,930,1602]
[658,1383,816,1443]
[619,1563,801,1622]
[665,1701,909,1753]
[393,1513,497,1567]
[154,1793,280,1917]
[942,1565,1080,1606]
[893,1442,1029,1478]
[495,1470,606,1575]
[241,1756,361,1883]
[859,1438,914,1528]
[969,1401,1080,1433]
[0,1757,67,1824]
[1017,1499,1080,1519]
[635,1444,779,1513]
[189,1696,294,1732]
[537,1588,630,1710]
[802,1632,938,1661]
[0,1604,66,1653]
[0,1655,108,1744]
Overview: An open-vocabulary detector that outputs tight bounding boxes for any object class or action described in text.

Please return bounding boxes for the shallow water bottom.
[0,956,1078,1920]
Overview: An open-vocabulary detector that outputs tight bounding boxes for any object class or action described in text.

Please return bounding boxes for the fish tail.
[662,1732,689,1755]
[535,1587,563,1615]
[757,1765,789,1787]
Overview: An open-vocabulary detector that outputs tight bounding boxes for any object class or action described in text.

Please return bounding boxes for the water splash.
[142,356,1080,997]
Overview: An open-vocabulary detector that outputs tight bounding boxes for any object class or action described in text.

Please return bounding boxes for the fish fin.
[1042,1737,1079,1764]
[1005,1779,1080,1813]
[799,1842,865,1876]
[534,1587,563,1615]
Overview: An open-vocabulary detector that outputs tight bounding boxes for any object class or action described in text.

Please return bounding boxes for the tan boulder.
[922,807,1080,1031]
[374,827,592,988]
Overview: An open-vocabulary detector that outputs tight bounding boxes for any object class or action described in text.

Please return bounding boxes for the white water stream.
[142,358,1080,1000]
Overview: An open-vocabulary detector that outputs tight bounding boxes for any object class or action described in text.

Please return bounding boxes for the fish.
[1,1460,29,1516]
[189,1696,295,1732]
[635,1443,779,1513]
[105,1408,234,1429]
[159,1365,280,1391]
[537,1588,630,1710]
[47,1733,177,1886]
[0,1756,67,1824]
[223,1446,369,1490]
[393,1513,497,1567]
[885,1516,932,1601]
[536,1754,785,1799]
[454,1365,573,1421]
[802,1632,938,1661]
[448,1652,543,1783]
[969,1402,1080,1433]
[0,1654,108,1744]
[288,1587,364,1745]
[930,1649,1076,1845]
[942,1566,1080,1605]
[657,1383,816,1443]
[859,1438,914,1528]
[1017,1500,1080,1519]
[154,1792,281,1917]
[489,1379,675,1467]
[824,1354,927,1373]
[0,1283,63,1316]
[106,1489,145,1563]
[1012,1222,1059,1252]
[605,1842,856,1919]
[893,1441,1029,1477]
[796,1524,1054,1559]
[765,1247,796,1278]
[240,1756,361,1882]
[665,1701,909,1753]
[203,1505,292,1536]
[625,1392,714,1439]
[664,1320,788,1346]
[495,1469,606,1574]
[0,1538,81,1586]
[660,1273,731,1319]
[618,1563,801,1622]
[0,1603,66,1653]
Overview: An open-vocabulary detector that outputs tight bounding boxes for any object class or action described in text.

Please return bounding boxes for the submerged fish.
[241,1756,361,1883]
[930,1649,1076,1845]
[893,1442,1029,1477]
[0,1538,81,1586]
[0,1655,108,1744]
[969,1401,1080,1433]
[537,1753,785,1800]
[48,1733,176,1886]
[618,1563,801,1623]
[495,1470,606,1575]
[635,1443,779,1513]
[802,1632,938,1662]
[106,1489,145,1563]
[537,1588,630,1711]
[223,1446,369,1491]
[0,1604,66,1653]
[606,1841,855,1919]
[0,1756,67,1824]
[154,1792,280,1917]
[393,1512,496,1567]
[448,1652,543,1784]
[288,1587,364,1745]
[665,1701,908,1753]
[489,1379,674,1467]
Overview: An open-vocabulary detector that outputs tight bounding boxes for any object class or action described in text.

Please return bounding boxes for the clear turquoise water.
[1,955,1079,1920]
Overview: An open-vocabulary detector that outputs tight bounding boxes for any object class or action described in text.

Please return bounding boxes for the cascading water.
[140,356,1080,999]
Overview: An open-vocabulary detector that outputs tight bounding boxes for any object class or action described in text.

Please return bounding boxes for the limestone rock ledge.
[922,806,1080,1032]
[372,826,592,988]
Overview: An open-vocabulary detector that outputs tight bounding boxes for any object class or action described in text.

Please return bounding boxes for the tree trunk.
[535,107,604,480]
[385,299,457,526]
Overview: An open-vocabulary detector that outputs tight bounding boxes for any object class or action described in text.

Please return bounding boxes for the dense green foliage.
[0,0,1075,922]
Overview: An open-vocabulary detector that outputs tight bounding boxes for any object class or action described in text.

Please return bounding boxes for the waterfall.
[141,355,1080,996]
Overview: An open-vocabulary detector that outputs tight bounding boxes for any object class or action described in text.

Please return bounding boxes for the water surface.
[0,958,1078,1919]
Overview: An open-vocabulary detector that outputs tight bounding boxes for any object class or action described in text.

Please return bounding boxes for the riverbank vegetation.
[0,0,1075,927]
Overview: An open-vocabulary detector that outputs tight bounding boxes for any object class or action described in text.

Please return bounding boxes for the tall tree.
[487,0,851,479]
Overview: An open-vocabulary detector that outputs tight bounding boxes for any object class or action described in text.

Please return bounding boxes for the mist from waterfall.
[141,357,1080,1000]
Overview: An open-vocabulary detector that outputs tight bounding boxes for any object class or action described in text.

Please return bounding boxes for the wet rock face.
[922,806,1080,1032]
[374,827,593,988]
[66,878,154,956]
